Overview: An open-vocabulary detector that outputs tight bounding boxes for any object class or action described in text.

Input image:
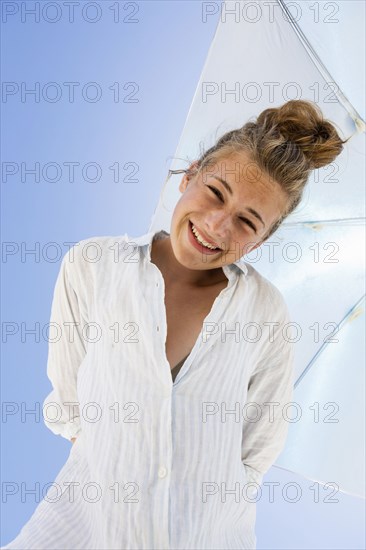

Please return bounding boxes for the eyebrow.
[212,176,266,228]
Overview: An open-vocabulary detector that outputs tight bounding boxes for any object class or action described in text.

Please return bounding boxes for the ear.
[178,173,189,193]
[178,161,200,194]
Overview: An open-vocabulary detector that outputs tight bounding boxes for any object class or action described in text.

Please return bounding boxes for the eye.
[207,185,224,202]
[239,217,257,233]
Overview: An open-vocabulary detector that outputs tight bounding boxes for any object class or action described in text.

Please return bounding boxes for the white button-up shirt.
[3,229,295,550]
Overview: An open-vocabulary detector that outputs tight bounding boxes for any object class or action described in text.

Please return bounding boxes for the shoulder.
[61,233,135,288]
[241,264,294,372]
[241,262,290,321]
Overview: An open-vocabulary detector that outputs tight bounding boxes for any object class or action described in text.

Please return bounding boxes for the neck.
[150,233,228,288]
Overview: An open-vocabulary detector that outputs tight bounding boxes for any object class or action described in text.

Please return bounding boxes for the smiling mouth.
[189,220,223,251]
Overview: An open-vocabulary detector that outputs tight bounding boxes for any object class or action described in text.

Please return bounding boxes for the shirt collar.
[128,228,248,278]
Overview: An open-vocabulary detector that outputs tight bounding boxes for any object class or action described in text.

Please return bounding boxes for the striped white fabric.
[3,229,295,550]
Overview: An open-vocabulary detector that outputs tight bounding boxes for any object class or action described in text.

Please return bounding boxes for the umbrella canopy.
[149,0,365,498]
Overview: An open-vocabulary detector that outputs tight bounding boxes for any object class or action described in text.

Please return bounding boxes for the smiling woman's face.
[170,151,289,271]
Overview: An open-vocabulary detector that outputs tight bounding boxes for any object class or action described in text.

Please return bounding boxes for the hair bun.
[314,123,330,141]
[257,100,345,169]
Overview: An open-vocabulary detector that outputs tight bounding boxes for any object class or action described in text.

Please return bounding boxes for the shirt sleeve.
[42,244,88,441]
[241,289,295,488]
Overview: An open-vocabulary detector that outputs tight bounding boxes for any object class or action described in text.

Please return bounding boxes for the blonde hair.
[169,100,349,240]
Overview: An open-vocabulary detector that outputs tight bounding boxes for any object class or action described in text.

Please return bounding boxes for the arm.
[42,243,88,442]
[241,296,295,488]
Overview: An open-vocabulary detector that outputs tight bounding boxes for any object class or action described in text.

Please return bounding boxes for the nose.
[204,210,230,241]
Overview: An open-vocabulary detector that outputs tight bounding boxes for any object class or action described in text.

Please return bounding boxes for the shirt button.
[156,282,159,287]
[157,325,159,332]
[158,466,167,478]
[247,484,259,498]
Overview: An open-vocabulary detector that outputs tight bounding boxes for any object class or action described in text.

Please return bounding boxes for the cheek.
[174,193,206,217]
[170,201,191,233]
[232,233,258,255]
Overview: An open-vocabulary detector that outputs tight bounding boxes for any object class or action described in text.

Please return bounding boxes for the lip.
[187,220,222,255]
[191,222,221,248]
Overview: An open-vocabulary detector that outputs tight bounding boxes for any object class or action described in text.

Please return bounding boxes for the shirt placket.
[142,243,239,549]
[146,255,173,549]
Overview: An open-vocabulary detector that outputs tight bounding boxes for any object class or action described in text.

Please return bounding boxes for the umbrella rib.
[276,0,365,132]
[294,294,366,388]
[272,464,363,499]
[281,217,366,227]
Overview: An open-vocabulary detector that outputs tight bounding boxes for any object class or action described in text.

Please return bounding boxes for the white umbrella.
[148,0,365,498]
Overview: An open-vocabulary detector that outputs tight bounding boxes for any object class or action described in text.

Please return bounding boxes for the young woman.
[3,100,347,550]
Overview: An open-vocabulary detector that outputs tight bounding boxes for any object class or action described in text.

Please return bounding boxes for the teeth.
[191,223,220,250]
